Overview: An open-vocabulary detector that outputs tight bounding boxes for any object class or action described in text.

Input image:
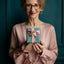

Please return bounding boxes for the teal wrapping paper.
[26,28,40,43]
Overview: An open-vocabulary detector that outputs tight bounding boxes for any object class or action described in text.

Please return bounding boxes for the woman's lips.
[30,12,36,15]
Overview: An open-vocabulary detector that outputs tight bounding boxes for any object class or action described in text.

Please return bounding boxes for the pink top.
[9,22,58,64]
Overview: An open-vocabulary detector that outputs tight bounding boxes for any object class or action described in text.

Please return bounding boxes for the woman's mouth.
[30,12,36,15]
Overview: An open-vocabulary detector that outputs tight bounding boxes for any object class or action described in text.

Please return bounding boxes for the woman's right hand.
[22,42,34,52]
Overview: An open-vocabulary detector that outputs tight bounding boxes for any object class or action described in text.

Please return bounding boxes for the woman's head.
[20,0,46,19]
[21,0,46,11]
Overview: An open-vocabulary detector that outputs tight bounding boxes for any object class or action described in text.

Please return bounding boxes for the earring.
[40,11,42,16]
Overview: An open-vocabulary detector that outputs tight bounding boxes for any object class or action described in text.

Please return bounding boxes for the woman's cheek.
[26,10,30,16]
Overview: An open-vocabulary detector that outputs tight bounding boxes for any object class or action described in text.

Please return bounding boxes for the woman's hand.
[22,42,33,52]
[32,41,45,54]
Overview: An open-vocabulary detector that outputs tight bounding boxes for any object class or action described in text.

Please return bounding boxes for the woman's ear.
[39,9,43,15]
[40,8,43,11]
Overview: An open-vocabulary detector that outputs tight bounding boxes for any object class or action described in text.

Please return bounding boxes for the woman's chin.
[29,15,37,19]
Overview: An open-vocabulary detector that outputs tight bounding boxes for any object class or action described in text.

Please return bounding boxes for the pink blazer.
[9,22,58,64]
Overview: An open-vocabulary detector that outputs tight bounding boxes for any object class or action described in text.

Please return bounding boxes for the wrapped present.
[26,28,40,43]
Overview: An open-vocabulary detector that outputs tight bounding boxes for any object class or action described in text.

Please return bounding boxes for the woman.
[9,0,58,64]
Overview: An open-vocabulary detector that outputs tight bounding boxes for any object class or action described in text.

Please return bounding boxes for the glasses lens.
[34,4,39,9]
[26,4,31,9]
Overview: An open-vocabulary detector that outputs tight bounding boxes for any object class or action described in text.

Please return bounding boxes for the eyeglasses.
[26,4,41,10]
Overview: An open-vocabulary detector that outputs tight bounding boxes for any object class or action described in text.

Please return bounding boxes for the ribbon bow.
[27,29,40,36]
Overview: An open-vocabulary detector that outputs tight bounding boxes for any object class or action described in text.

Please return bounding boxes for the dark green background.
[0,0,64,64]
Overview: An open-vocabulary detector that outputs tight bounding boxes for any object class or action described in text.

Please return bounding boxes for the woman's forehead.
[26,0,39,4]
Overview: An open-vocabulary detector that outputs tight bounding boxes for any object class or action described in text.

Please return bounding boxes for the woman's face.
[26,0,42,19]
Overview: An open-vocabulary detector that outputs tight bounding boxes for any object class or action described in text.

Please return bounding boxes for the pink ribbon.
[27,29,40,43]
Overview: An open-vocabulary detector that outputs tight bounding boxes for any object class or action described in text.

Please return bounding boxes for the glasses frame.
[26,4,41,10]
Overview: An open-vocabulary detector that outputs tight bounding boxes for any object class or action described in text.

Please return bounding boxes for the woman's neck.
[26,17,41,27]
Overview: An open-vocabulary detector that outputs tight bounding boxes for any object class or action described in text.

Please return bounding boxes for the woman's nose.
[31,7,35,12]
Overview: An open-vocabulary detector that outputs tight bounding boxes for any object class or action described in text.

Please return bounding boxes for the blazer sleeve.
[40,26,58,64]
[9,26,22,61]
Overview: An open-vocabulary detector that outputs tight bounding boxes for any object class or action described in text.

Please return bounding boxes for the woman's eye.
[35,4,38,6]
[26,4,31,6]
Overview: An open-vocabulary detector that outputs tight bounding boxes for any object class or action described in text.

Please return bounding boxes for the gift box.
[26,28,40,43]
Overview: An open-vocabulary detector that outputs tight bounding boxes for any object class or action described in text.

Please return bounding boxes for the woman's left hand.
[32,41,45,54]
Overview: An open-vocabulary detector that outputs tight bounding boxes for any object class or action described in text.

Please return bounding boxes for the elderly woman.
[9,0,58,64]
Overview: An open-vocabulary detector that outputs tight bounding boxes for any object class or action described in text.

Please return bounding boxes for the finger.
[35,44,42,53]
[33,44,37,52]
[37,43,44,50]
[40,41,44,45]
[35,44,41,52]
[33,44,42,53]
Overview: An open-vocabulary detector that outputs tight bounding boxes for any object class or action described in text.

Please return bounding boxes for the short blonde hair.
[20,0,46,11]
